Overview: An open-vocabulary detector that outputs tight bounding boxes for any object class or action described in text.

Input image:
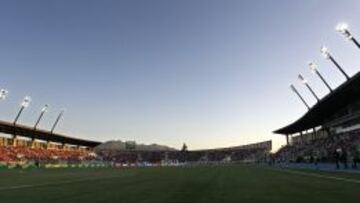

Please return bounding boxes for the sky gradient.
[0,0,360,150]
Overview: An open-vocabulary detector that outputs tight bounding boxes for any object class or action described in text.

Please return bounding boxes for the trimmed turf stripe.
[271,167,360,184]
[0,174,131,191]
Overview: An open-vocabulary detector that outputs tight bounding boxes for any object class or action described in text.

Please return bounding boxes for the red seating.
[0,146,94,163]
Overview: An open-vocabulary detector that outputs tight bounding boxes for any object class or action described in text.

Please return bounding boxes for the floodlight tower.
[13,96,31,146]
[34,104,48,130]
[13,96,31,126]
[30,104,48,148]
[320,46,350,80]
[298,74,320,102]
[290,84,310,110]
[48,109,64,149]
[0,89,9,101]
[308,62,333,92]
[51,109,64,134]
[336,23,360,49]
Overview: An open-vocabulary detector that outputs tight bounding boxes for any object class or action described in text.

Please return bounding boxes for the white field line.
[271,167,360,184]
[0,175,128,191]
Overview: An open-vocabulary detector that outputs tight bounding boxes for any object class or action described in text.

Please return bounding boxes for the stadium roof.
[274,71,360,135]
[0,120,101,147]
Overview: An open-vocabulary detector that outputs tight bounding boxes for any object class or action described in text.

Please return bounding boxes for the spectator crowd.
[96,147,269,166]
[0,145,95,165]
[275,130,360,169]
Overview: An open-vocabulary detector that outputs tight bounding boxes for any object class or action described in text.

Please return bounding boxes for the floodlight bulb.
[320,46,330,59]
[41,104,49,112]
[0,89,8,100]
[336,22,352,40]
[336,23,348,34]
[21,96,31,107]
[308,62,318,74]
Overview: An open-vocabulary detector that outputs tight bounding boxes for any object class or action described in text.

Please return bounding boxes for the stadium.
[1,1,360,203]
[274,70,360,167]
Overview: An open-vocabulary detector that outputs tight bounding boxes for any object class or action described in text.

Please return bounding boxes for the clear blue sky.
[0,0,360,150]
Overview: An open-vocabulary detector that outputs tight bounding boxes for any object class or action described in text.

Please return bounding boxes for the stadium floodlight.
[336,23,352,40]
[336,23,360,49]
[308,62,332,92]
[0,89,9,100]
[290,84,310,110]
[41,104,48,113]
[50,109,65,134]
[34,104,49,130]
[21,96,31,107]
[320,46,350,80]
[320,46,331,59]
[298,74,319,102]
[13,96,32,125]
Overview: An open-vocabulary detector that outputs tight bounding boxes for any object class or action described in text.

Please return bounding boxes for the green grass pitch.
[0,164,359,203]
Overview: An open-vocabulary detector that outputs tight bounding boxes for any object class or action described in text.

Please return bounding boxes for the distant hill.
[95,140,177,152]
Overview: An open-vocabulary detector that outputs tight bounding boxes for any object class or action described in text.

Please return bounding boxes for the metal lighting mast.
[336,23,360,49]
[298,74,320,102]
[12,96,31,146]
[31,104,49,148]
[51,109,65,134]
[34,104,49,130]
[13,96,31,126]
[290,84,310,110]
[320,46,350,80]
[308,62,332,92]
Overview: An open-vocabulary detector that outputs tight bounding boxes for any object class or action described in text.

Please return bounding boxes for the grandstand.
[0,120,101,148]
[275,73,360,166]
[0,119,101,166]
[0,103,270,167]
[274,24,360,167]
[96,140,272,166]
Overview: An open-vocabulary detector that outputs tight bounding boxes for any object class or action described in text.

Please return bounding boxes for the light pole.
[13,96,31,126]
[336,23,360,49]
[31,104,48,148]
[290,84,310,110]
[51,109,64,134]
[320,46,350,80]
[34,104,48,130]
[47,109,64,149]
[12,96,31,146]
[308,62,332,92]
[298,74,320,102]
[0,89,9,101]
